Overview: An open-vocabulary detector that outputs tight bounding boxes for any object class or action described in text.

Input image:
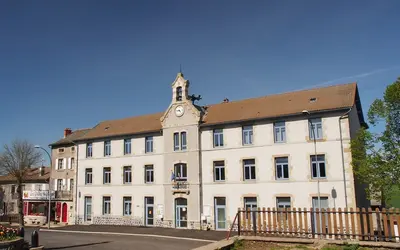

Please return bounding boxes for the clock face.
[175,105,185,117]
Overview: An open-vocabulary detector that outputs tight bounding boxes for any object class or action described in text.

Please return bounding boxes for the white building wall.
[201,115,356,229]
[76,134,165,225]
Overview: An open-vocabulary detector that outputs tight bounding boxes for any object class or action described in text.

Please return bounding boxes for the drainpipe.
[198,129,203,230]
[339,108,352,209]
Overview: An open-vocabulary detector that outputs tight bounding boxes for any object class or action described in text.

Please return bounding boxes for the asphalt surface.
[24,227,210,250]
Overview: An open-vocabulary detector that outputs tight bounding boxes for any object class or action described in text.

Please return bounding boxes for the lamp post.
[302,110,323,237]
[34,145,52,229]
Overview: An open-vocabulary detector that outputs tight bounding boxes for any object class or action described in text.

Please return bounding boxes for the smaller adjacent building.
[49,128,90,224]
[0,167,54,225]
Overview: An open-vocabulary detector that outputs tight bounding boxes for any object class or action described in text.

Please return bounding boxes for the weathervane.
[189,94,202,104]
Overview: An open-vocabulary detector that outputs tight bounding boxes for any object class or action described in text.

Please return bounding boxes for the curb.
[40,229,217,243]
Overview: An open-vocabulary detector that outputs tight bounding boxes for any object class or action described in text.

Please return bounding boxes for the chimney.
[64,128,72,138]
[223,98,229,103]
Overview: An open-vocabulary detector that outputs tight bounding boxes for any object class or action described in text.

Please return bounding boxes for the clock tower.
[160,73,203,230]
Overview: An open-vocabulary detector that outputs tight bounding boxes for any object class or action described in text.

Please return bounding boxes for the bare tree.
[0,139,42,226]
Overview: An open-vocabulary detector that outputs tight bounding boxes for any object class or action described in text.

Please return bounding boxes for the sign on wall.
[23,191,55,200]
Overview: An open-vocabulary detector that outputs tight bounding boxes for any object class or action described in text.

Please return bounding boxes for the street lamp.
[302,110,323,237]
[34,145,52,229]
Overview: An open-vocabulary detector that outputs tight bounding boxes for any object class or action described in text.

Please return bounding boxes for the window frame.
[86,143,93,158]
[311,154,326,179]
[70,157,75,169]
[174,163,187,181]
[123,196,132,216]
[213,161,225,182]
[144,165,154,183]
[103,167,111,184]
[85,168,93,184]
[104,140,111,156]
[213,129,224,148]
[309,118,323,140]
[243,159,256,181]
[102,196,111,215]
[275,157,289,180]
[173,133,179,151]
[145,136,153,153]
[274,121,286,143]
[181,132,187,150]
[57,159,63,170]
[124,139,132,155]
[123,166,132,184]
[242,125,253,145]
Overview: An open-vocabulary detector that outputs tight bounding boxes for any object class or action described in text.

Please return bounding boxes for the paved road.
[24,228,210,250]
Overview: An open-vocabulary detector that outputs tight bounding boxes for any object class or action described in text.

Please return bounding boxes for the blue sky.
[0,0,399,161]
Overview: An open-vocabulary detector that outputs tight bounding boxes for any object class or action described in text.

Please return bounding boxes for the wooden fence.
[235,207,400,242]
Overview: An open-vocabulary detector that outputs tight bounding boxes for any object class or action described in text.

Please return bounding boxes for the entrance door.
[84,197,92,222]
[175,198,187,228]
[145,197,154,226]
[312,197,329,234]
[214,197,226,230]
[62,203,68,223]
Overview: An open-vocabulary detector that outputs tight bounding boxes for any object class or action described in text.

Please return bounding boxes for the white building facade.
[70,73,368,230]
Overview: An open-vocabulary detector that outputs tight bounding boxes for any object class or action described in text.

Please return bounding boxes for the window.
[275,157,289,180]
[123,166,132,184]
[71,158,75,169]
[181,132,187,150]
[86,143,93,158]
[58,148,64,153]
[276,197,291,209]
[311,155,326,178]
[173,133,179,151]
[57,179,63,190]
[174,163,187,181]
[276,197,291,222]
[85,168,93,184]
[145,136,153,153]
[309,118,322,140]
[71,147,75,152]
[213,161,225,182]
[243,159,256,181]
[244,197,257,211]
[213,129,224,147]
[58,159,63,170]
[102,196,111,215]
[11,185,15,194]
[104,140,111,156]
[123,197,132,216]
[145,165,154,183]
[242,126,253,145]
[70,179,74,191]
[124,139,131,155]
[176,86,182,101]
[274,121,286,143]
[103,167,111,184]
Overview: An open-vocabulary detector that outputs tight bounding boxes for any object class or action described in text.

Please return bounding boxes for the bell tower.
[172,72,189,103]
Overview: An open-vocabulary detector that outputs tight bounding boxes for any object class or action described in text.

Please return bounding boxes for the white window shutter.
[55,159,59,169]
[68,158,71,169]
[54,179,58,191]
[63,158,67,169]
[67,179,71,190]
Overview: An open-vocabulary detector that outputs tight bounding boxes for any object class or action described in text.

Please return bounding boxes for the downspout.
[339,108,352,209]
[198,129,203,230]
[74,144,79,224]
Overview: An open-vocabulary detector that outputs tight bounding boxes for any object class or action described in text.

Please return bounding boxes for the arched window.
[174,163,187,181]
[176,87,182,101]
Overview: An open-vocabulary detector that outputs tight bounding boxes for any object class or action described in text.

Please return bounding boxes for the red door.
[62,203,68,223]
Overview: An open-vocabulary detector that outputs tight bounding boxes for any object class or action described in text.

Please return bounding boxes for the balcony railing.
[171,181,190,194]
[55,190,72,200]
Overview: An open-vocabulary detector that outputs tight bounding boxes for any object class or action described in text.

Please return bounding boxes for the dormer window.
[176,87,182,101]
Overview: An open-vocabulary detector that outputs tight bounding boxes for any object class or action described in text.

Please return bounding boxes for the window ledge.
[243,180,257,183]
